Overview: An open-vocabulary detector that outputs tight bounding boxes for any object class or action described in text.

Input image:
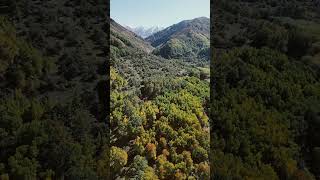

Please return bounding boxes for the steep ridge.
[146,17,210,60]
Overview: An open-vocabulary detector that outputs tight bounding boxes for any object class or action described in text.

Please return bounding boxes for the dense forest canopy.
[211,0,320,179]
[0,0,108,179]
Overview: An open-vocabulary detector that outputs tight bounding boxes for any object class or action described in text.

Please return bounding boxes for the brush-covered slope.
[146,17,210,60]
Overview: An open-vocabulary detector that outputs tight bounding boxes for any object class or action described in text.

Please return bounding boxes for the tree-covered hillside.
[146,17,210,62]
[211,0,320,179]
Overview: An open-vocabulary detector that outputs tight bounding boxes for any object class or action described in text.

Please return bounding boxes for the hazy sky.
[111,0,210,28]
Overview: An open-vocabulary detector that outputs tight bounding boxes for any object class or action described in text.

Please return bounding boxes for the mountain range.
[146,17,210,60]
[110,17,210,88]
[113,17,210,61]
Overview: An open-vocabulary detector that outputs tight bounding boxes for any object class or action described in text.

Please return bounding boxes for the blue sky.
[111,0,210,28]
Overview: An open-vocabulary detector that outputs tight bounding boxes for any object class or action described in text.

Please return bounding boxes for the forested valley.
[211,0,320,179]
[110,17,210,179]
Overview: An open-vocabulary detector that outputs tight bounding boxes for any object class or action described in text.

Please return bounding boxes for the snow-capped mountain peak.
[125,25,165,39]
